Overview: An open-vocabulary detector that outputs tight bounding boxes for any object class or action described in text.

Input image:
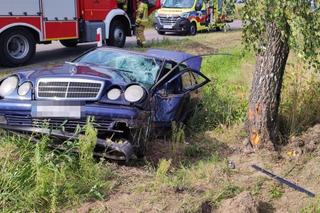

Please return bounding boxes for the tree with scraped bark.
[242,0,320,149]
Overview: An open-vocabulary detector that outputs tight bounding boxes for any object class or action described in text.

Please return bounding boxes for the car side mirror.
[195,3,202,11]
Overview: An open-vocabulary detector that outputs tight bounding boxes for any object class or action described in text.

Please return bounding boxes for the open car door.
[153,65,210,125]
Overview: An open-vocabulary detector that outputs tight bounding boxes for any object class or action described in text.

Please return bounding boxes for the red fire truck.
[0,0,160,67]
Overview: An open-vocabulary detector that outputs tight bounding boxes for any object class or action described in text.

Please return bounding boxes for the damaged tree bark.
[248,22,290,149]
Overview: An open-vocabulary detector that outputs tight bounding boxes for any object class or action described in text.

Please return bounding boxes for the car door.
[153,66,210,125]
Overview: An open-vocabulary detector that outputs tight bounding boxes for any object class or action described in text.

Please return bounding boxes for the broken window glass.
[75,49,162,88]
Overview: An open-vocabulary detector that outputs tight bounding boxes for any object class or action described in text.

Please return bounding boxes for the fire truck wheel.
[0,29,36,67]
[108,20,126,48]
[189,22,197,36]
[60,39,78,48]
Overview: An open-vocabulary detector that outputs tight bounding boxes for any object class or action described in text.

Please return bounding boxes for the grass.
[280,58,320,138]
[188,47,252,132]
[0,121,115,212]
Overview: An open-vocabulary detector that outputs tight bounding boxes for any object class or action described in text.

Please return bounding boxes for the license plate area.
[163,25,173,29]
[32,101,84,119]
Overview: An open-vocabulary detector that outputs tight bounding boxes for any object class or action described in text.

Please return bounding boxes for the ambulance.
[155,0,234,35]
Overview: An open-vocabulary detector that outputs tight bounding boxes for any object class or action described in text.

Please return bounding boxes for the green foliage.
[184,144,204,158]
[300,197,320,213]
[222,0,236,17]
[269,184,284,199]
[155,159,172,185]
[0,121,113,212]
[188,48,251,131]
[171,122,185,154]
[280,61,320,136]
[242,0,320,67]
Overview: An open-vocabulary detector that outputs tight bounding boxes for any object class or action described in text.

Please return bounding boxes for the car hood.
[17,63,135,86]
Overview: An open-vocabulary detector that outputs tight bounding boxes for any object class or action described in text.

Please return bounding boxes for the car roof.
[97,47,203,72]
[145,49,202,72]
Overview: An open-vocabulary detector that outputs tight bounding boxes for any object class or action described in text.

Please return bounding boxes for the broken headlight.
[0,76,18,97]
[124,85,145,103]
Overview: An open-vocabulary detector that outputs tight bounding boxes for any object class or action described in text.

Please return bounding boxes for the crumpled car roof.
[145,49,202,72]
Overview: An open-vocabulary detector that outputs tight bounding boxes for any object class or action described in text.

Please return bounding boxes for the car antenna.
[151,52,232,91]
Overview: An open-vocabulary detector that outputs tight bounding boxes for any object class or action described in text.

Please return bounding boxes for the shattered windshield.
[163,0,195,8]
[75,49,162,88]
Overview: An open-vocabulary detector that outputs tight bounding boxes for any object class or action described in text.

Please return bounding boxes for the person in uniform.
[136,0,149,47]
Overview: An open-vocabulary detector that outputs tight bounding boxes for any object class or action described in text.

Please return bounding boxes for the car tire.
[0,29,36,67]
[157,31,166,35]
[60,39,78,48]
[189,22,197,36]
[108,20,126,48]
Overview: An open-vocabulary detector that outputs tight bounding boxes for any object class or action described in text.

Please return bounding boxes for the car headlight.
[107,88,121,100]
[0,76,19,97]
[180,12,190,18]
[124,85,145,103]
[18,82,32,96]
[155,11,159,17]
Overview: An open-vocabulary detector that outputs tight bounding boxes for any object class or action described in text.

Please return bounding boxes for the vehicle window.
[163,0,195,8]
[75,49,162,88]
[181,71,197,90]
[161,61,182,94]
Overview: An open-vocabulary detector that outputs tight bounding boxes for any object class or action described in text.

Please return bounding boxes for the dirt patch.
[283,124,320,158]
[217,191,259,213]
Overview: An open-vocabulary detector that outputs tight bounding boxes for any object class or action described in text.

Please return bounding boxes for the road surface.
[0,20,242,71]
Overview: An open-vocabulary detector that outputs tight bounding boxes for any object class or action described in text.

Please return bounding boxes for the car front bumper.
[155,17,191,33]
[0,100,149,134]
[0,100,150,161]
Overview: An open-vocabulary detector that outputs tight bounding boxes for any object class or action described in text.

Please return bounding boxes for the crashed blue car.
[0,48,209,161]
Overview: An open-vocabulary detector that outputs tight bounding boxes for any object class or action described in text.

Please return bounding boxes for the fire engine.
[0,0,160,67]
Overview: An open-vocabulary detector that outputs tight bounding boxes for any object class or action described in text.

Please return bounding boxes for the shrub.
[0,121,114,212]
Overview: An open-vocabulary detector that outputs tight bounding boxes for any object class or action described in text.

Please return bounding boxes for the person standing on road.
[136,0,149,47]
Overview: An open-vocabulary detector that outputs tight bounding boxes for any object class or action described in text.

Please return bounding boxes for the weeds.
[189,48,252,131]
[269,184,284,200]
[155,159,172,185]
[280,61,320,137]
[0,121,114,212]
[170,122,185,154]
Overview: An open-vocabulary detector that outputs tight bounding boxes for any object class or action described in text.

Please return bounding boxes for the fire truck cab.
[0,0,160,67]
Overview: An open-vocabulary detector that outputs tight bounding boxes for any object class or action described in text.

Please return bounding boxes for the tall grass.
[280,60,320,137]
[0,121,114,212]
[189,48,252,131]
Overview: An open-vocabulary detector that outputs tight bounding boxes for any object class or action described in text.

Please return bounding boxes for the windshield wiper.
[113,68,134,74]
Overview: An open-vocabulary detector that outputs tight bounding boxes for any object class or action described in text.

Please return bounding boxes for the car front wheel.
[0,29,36,67]
[189,22,197,36]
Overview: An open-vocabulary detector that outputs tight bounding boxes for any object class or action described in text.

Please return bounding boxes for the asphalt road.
[0,20,242,71]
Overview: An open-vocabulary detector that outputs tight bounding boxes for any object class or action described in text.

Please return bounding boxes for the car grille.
[159,15,179,25]
[36,78,104,100]
[6,115,114,132]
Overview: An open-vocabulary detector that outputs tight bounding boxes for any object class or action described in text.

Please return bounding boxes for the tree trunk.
[248,22,290,150]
